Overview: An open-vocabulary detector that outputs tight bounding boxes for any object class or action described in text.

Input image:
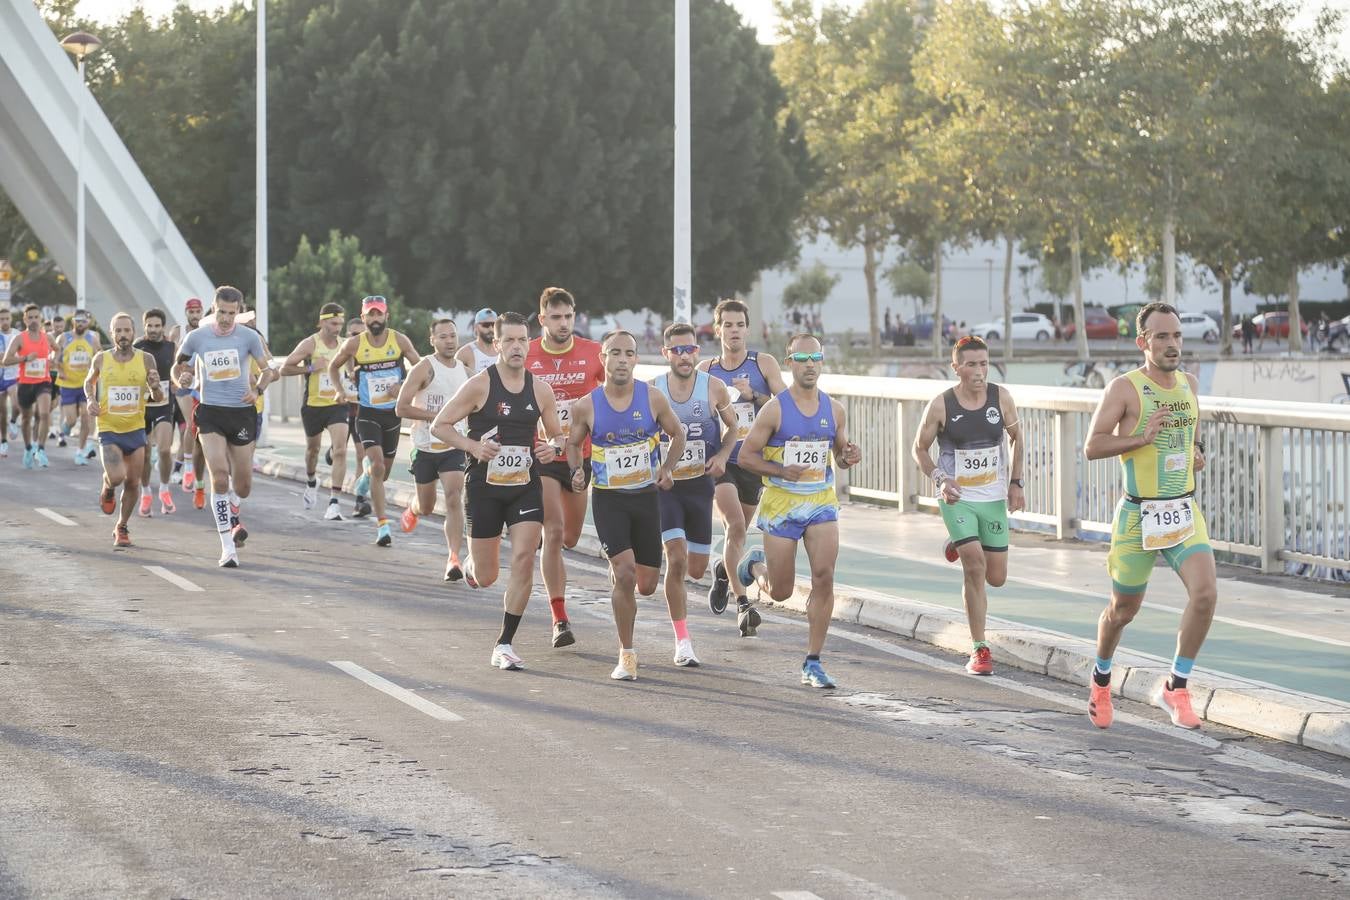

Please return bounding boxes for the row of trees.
[774,0,1350,357]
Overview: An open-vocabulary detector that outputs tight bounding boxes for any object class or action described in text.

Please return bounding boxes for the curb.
[253,449,1350,762]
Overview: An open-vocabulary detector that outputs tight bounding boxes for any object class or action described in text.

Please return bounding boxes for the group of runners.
[6,288,1219,726]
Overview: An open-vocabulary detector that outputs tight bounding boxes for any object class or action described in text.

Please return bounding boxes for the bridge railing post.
[1261,424,1284,572]
[1053,411,1078,540]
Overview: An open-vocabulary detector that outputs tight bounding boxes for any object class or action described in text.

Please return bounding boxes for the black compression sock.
[497,612,522,646]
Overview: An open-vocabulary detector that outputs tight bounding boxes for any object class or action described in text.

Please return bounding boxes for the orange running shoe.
[400,507,419,533]
[965,645,994,675]
[1088,681,1114,729]
[113,524,131,547]
[158,489,176,514]
[1155,683,1202,729]
[193,487,206,510]
[138,492,153,518]
[99,485,116,515]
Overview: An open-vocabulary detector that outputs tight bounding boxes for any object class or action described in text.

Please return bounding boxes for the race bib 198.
[955,446,1000,488]
[604,441,653,489]
[1139,496,1195,551]
[783,440,829,486]
[205,348,241,382]
[107,385,140,416]
[486,444,532,486]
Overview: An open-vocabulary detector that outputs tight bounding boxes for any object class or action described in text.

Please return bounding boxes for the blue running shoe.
[354,471,371,498]
[376,523,392,547]
[34,447,49,468]
[736,547,764,591]
[23,447,35,469]
[801,659,836,689]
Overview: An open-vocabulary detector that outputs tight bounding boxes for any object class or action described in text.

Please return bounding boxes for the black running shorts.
[716,460,763,507]
[593,488,663,568]
[301,403,349,438]
[465,467,544,539]
[194,403,257,447]
[410,447,468,484]
[356,405,402,457]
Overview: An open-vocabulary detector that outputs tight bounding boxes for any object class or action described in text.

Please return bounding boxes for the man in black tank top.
[431,312,563,672]
[912,336,1025,677]
[133,308,179,516]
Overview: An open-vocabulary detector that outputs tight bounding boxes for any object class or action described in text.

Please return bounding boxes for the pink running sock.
[671,619,690,641]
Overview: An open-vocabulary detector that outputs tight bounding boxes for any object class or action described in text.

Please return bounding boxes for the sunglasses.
[664,344,699,355]
[787,351,824,363]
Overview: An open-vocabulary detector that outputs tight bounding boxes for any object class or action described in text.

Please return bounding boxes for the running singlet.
[15,331,52,384]
[470,342,498,375]
[590,382,661,492]
[526,336,603,444]
[56,332,97,389]
[1121,369,1197,500]
[0,330,19,382]
[178,326,266,408]
[304,336,343,407]
[132,338,176,408]
[465,367,540,487]
[97,352,150,434]
[353,331,405,410]
[762,389,837,495]
[935,383,1008,502]
[654,371,721,481]
[707,351,770,465]
[411,357,469,452]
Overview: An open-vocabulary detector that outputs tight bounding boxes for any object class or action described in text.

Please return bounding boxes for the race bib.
[732,401,755,440]
[955,446,1000,488]
[366,370,400,405]
[783,440,830,486]
[604,441,653,489]
[315,370,336,400]
[670,439,706,481]
[487,444,532,486]
[24,358,47,378]
[1140,496,1195,551]
[205,348,241,382]
[108,385,140,416]
[69,349,91,369]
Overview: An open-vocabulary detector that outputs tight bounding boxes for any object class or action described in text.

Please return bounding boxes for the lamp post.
[673,0,691,325]
[255,1,268,339]
[60,31,101,309]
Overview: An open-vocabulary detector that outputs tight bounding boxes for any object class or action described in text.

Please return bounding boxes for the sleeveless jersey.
[97,351,150,435]
[132,338,176,408]
[527,336,604,444]
[0,329,19,382]
[353,331,405,410]
[654,371,721,482]
[15,331,52,384]
[56,332,97,388]
[466,366,540,487]
[707,350,770,465]
[935,383,1008,502]
[590,382,661,492]
[1122,369,1197,500]
[763,389,837,495]
[470,342,498,374]
[304,335,343,407]
[411,356,469,452]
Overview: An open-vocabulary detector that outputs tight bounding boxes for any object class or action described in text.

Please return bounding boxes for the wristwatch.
[1009,478,1024,488]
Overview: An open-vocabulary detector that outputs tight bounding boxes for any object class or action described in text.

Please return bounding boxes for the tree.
[884,257,930,319]
[781,262,839,314]
[267,231,401,353]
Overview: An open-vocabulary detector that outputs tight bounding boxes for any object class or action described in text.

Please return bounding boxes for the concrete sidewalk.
[253,418,1350,760]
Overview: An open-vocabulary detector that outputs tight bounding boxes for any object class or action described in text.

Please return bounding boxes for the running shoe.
[218,546,239,568]
[376,523,392,547]
[113,524,131,548]
[22,447,33,468]
[801,659,837,689]
[182,468,195,491]
[34,447,49,468]
[303,483,318,510]
[193,487,206,510]
[99,485,116,515]
[74,449,88,466]
[490,643,525,671]
[463,563,481,589]
[158,489,176,514]
[7,420,18,441]
[400,507,419,533]
[1154,683,1202,729]
[1087,681,1113,729]
[323,499,343,520]
[444,562,463,583]
[138,492,153,517]
[736,547,765,592]
[673,639,701,667]
[56,433,66,448]
[552,620,576,648]
[324,446,333,466]
[965,645,994,676]
[610,650,638,681]
[737,601,761,638]
[707,559,730,615]
[353,497,373,519]
[84,441,97,460]
[943,540,959,563]
[0,440,7,457]
[353,469,371,498]
[232,522,249,546]
[170,460,183,484]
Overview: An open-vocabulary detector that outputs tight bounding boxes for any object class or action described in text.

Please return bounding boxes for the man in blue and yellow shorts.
[1084,301,1216,732]
[736,333,861,689]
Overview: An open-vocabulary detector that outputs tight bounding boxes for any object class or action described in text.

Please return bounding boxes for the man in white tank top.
[395,318,471,580]
[455,307,499,375]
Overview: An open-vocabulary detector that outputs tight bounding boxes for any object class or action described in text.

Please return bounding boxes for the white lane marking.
[328,660,463,722]
[763,612,1350,792]
[144,565,204,592]
[772,892,824,900]
[34,507,77,526]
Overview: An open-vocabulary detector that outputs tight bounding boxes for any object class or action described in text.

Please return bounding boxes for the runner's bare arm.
[911,396,945,475]
[393,359,435,421]
[1186,371,1206,473]
[565,396,594,492]
[83,352,104,416]
[651,391,685,488]
[143,351,165,404]
[1000,387,1025,512]
[535,380,563,443]
[831,398,861,469]
[278,336,316,376]
[1084,376,1164,460]
[326,335,360,403]
[0,336,20,367]
[396,332,422,367]
[734,398,782,478]
[430,372,489,451]
[454,344,475,369]
[709,378,737,471]
[758,353,789,396]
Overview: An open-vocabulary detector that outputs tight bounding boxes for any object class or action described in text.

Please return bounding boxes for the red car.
[1231,311,1310,340]
[1062,306,1117,340]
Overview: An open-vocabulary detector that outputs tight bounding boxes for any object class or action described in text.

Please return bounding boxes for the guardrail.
[267,359,1350,578]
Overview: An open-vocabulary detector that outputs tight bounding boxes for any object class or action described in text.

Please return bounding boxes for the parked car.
[1323,314,1350,352]
[908,313,956,341]
[1231,311,1310,340]
[969,312,1055,342]
[1178,312,1220,343]
[1062,306,1116,341]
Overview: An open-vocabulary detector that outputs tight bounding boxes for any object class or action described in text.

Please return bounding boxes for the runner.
[527,286,605,649]
[336,316,367,493]
[169,297,204,491]
[395,318,469,579]
[327,295,420,546]
[173,286,277,568]
[455,307,499,374]
[0,307,18,457]
[734,333,861,689]
[429,311,562,671]
[133,308,179,516]
[84,312,165,546]
[566,331,685,681]
[1,304,55,468]
[1083,302,1215,730]
[699,298,787,636]
[45,314,65,446]
[651,323,738,667]
[911,335,1026,675]
[279,302,350,520]
[53,309,101,464]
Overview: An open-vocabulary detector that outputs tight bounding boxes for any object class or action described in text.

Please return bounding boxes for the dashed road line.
[329,660,464,722]
[144,566,205,592]
[34,507,77,526]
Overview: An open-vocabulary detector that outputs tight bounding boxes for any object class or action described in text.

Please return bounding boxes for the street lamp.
[61,31,101,310]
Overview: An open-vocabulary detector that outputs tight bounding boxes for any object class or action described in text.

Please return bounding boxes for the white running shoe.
[323,499,343,520]
[303,483,318,509]
[673,639,700,668]
[490,643,525,671]
[218,546,239,568]
[610,650,638,681]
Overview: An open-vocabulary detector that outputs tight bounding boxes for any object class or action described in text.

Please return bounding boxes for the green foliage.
[884,258,930,305]
[781,262,839,310]
[267,230,400,352]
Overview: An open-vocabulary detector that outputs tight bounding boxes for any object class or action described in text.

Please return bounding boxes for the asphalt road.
[1,463,1347,898]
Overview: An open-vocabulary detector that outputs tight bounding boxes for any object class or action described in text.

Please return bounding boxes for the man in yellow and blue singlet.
[1084,301,1215,731]
[55,308,102,464]
[280,302,350,520]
